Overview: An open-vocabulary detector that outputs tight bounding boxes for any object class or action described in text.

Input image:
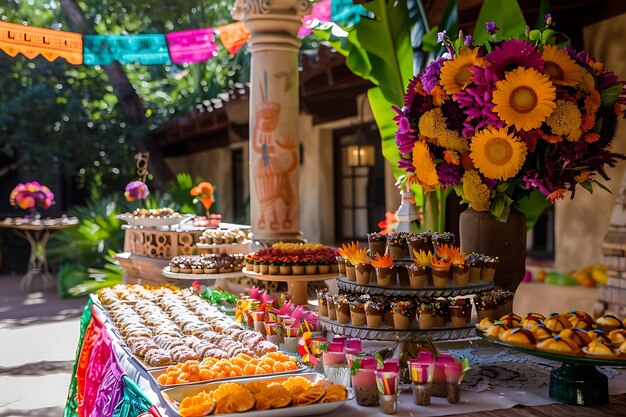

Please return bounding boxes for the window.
[333,124,386,242]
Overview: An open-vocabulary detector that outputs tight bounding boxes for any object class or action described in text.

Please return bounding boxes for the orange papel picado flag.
[0,21,83,65]
[216,22,250,55]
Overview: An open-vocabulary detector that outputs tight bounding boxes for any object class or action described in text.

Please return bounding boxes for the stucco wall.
[554,14,626,270]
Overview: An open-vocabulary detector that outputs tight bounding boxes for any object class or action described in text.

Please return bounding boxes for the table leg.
[16,230,53,292]
[287,281,310,305]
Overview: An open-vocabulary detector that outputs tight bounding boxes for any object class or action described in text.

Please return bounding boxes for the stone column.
[233,0,310,243]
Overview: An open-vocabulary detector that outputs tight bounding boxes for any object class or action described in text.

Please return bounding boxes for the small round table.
[0,217,79,292]
[242,268,335,305]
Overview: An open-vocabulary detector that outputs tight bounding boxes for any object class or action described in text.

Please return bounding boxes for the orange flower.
[541,133,563,143]
[371,252,394,269]
[580,113,595,132]
[584,90,601,114]
[546,189,568,202]
[431,255,452,269]
[444,150,460,165]
[190,181,215,211]
[584,133,600,143]
[431,85,447,106]
[574,171,591,183]
[338,242,368,265]
[460,152,475,170]
[435,244,460,262]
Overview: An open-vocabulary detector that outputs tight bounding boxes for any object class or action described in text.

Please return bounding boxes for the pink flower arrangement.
[124,181,150,202]
[9,182,54,212]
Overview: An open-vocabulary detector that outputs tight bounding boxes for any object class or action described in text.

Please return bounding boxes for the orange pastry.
[178,392,216,417]
[484,323,508,339]
[254,393,271,410]
[608,329,626,348]
[559,328,589,348]
[588,329,612,344]
[500,328,536,349]
[536,336,580,356]
[569,316,595,331]
[521,313,545,328]
[562,310,592,320]
[583,339,619,360]
[476,317,495,332]
[283,376,312,391]
[264,384,292,408]
[499,313,522,328]
[293,384,325,406]
[596,314,623,333]
[530,324,553,342]
[322,384,348,402]
[543,313,572,333]
[618,340,626,356]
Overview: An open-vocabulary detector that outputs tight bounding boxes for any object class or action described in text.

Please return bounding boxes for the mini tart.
[559,328,589,348]
[521,313,545,328]
[582,339,619,360]
[537,336,581,356]
[543,313,572,333]
[569,316,595,331]
[570,328,593,347]
[529,324,553,342]
[476,317,495,332]
[608,329,626,348]
[499,328,536,349]
[561,310,593,320]
[499,313,522,328]
[484,323,508,339]
[588,329,612,344]
[596,314,623,333]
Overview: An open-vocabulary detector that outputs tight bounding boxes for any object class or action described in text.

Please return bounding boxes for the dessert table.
[0,216,78,292]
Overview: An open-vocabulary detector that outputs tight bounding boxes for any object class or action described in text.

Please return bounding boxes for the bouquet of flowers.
[393,16,625,221]
[124,181,149,202]
[9,181,54,213]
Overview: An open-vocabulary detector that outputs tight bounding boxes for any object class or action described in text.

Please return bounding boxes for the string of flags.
[0,0,365,66]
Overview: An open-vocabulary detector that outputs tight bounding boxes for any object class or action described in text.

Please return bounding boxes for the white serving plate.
[161,372,351,417]
[117,213,189,227]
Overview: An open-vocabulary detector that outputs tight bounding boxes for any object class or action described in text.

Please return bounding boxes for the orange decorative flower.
[190,181,215,211]
[431,255,452,269]
[435,244,460,262]
[546,189,568,202]
[371,252,394,269]
[583,133,600,143]
[444,150,460,165]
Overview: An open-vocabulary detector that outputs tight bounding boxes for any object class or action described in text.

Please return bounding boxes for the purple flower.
[464,35,472,46]
[125,181,150,202]
[419,57,446,94]
[563,45,590,66]
[453,65,504,138]
[545,13,552,25]
[482,177,498,190]
[486,21,497,34]
[486,39,544,80]
[437,30,446,43]
[395,131,415,154]
[398,156,415,173]
[436,162,462,186]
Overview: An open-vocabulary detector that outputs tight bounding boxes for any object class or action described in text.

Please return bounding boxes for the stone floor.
[0,274,87,417]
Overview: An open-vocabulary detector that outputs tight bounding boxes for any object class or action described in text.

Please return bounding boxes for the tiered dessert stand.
[242,268,336,306]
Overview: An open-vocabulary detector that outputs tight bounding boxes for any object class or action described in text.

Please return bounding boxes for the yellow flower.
[439,48,487,95]
[413,250,433,268]
[470,127,527,180]
[492,67,556,131]
[412,141,439,191]
[418,108,468,152]
[577,69,596,93]
[542,45,582,87]
[462,170,491,211]
[546,99,582,141]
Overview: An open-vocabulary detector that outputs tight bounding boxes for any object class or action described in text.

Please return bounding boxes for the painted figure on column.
[253,71,297,231]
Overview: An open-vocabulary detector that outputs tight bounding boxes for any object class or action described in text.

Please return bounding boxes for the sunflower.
[439,48,487,95]
[542,45,582,86]
[470,127,527,180]
[492,67,556,131]
[412,141,439,190]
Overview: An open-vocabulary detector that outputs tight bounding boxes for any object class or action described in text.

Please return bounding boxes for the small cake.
[608,329,626,348]
[349,300,366,327]
[583,339,619,359]
[530,324,553,342]
[596,314,623,333]
[562,310,593,320]
[499,313,522,328]
[569,316,595,331]
[536,336,580,356]
[364,300,384,329]
[559,329,587,348]
[521,313,545,328]
[588,329,612,345]
[499,328,536,349]
[569,328,593,347]
[543,313,572,333]
[484,323,508,339]
[476,317,495,332]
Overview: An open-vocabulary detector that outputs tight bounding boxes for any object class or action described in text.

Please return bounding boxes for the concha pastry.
[536,336,580,356]
[596,314,623,333]
[543,313,572,333]
[582,339,619,360]
[521,313,544,328]
[476,317,495,332]
[499,328,536,349]
[529,324,553,342]
[499,313,522,328]
[608,329,626,348]
[484,323,508,339]
[569,316,595,331]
